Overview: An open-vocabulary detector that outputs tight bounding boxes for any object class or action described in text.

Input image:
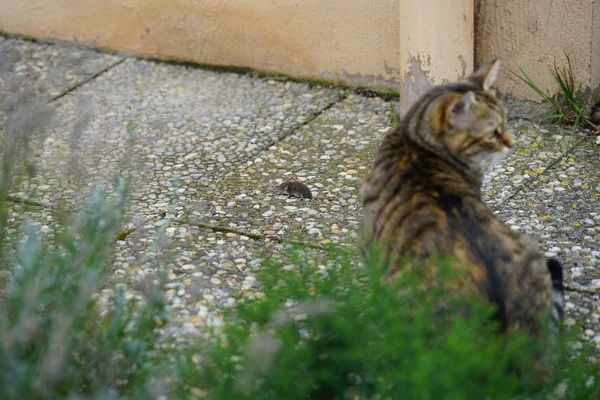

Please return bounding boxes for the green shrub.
[3,210,598,400]
[1,90,170,399]
[0,182,170,399]
[178,247,599,400]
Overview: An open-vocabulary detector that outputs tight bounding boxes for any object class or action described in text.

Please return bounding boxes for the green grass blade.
[552,55,584,114]
[570,108,584,135]
[509,65,559,110]
[542,114,565,121]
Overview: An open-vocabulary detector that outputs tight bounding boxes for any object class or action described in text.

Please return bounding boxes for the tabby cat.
[361,60,564,332]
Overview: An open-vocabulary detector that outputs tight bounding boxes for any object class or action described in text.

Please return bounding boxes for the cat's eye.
[486,128,500,139]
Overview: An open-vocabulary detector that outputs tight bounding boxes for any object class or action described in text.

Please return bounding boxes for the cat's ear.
[468,59,500,90]
[449,91,477,130]
[451,91,476,115]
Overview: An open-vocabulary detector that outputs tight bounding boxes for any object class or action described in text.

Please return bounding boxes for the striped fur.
[361,60,563,332]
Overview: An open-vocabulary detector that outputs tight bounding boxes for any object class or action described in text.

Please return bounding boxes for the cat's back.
[362,133,480,258]
[362,133,489,271]
[361,137,553,329]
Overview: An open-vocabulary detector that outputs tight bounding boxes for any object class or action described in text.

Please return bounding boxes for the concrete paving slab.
[11,57,344,216]
[0,36,122,101]
[103,219,352,341]
[485,135,600,347]
[188,94,392,246]
[482,119,583,208]
[4,201,350,341]
[490,139,599,264]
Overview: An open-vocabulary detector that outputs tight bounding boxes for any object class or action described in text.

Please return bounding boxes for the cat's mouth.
[486,146,512,166]
[501,138,513,149]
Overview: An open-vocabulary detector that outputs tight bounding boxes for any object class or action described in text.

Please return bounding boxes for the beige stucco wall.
[592,0,600,94]
[0,0,400,89]
[1,0,598,104]
[476,0,599,103]
[399,0,474,114]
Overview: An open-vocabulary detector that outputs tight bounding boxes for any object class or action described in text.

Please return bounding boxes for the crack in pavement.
[48,57,126,104]
[256,92,349,155]
[173,219,334,252]
[502,136,588,202]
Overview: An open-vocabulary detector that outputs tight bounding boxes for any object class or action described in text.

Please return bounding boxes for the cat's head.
[424,60,513,169]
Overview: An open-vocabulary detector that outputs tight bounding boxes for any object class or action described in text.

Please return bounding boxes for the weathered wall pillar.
[399,0,474,116]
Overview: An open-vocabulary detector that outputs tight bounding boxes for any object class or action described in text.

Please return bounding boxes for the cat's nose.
[502,132,514,148]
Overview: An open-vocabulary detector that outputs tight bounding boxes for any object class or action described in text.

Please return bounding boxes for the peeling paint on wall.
[457,54,468,80]
[398,0,474,116]
[400,55,436,115]
[399,52,472,116]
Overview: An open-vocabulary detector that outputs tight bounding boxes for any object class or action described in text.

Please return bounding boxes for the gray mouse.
[275,181,313,199]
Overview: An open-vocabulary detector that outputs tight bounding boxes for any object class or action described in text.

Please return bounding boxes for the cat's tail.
[546,258,564,323]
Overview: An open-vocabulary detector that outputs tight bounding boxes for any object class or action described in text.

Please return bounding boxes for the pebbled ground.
[0,36,598,352]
